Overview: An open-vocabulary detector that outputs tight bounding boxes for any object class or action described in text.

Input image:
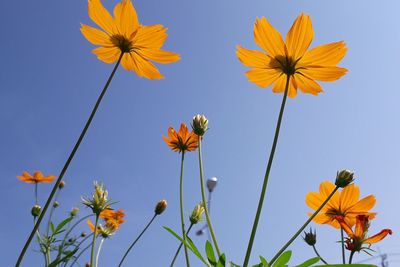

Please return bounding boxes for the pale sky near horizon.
[1,0,400,266]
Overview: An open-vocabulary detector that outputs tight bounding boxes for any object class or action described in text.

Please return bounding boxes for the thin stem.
[341,228,346,264]
[198,136,221,257]
[69,242,92,267]
[15,53,124,267]
[118,214,158,267]
[63,233,93,267]
[178,152,191,267]
[46,188,62,236]
[170,223,194,267]
[34,218,47,266]
[35,183,38,205]
[206,192,212,242]
[312,245,329,265]
[95,238,105,267]
[243,75,290,267]
[269,186,339,265]
[349,251,355,264]
[90,215,100,267]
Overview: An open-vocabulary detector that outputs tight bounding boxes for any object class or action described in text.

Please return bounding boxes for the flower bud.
[31,205,41,217]
[70,207,80,217]
[53,201,59,208]
[155,199,167,215]
[207,177,218,192]
[81,232,87,237]
[335,169,354,188]
[192,114,209,136]
[85,263,91,267]
[190,203,205,224]
[58,180,66,189]
[303,228,317,246]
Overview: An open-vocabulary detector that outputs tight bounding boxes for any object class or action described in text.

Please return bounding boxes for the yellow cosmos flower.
[163,123,198,153]
[17,171,56,184]
[306,181,376,229]
[81,0,180,79]
[237,13,348,98]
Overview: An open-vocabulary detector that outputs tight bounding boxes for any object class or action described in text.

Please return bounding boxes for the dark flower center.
[110,35,132,53]
[273,55,298,75]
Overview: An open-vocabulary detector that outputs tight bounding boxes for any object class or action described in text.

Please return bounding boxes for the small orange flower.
[335,215,392,252]
[17,171,56,184]
[163,123,198,153]
[100,209,125,230]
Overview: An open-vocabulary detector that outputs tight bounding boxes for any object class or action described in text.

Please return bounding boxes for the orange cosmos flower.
[17,171,56,184]
[335,215,392,252]
[81,0,180,79]
[100,209,125,230]
[306,181,376,229]
[237,13,348,98]
[163,123,198,153]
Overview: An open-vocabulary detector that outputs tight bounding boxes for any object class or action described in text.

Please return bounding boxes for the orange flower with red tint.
[100,209,125,230]
[163,123,198,153]
[17,171,56,184]
[335,215,392,253]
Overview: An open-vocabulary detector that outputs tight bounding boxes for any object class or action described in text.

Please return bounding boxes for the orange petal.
[300,66,347,82]
[236,46,272,68]
[92,47,121,64]
[80,24,111,46]
[132,25,167,49]
[136,48,180,64]
[88,0,117,35]
[245,68,281,88]
[300,41,348,67]
[340,184,360,212]
[286,13,314,60]
[113,0,139,36]
[364,229,392,244]
[128,52,164,79]
[305,192,329,212]
[347,195,376,214]
[254,17,286,57]
[293,74,323,96]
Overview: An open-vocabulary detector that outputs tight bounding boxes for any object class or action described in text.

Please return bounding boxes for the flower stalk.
[341,228,346,264]
[15,53,124,267]
[179,152,191,267]
[243,75,290,267]
[170,223,194,267]
[90,215,100,267]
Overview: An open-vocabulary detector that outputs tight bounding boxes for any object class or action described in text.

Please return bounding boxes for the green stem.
[90,215,100,267]
[35,183,38,205]
[341,228,346,264]
[170,223,194,267]
[349,251,355,264]
[269,186,339,265]
[243,75,290,267]
[312,245,329,265]
[69,242,92,267]
[46,187,62,236]
[118,214,158,267]
[63,233,93,267]
[95,238,105,267]
[15,53,124,267]
[198,136,221,257]
[179,152,191,267]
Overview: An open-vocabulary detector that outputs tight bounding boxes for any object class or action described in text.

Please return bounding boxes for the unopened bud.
[207,177,218,192]
[192,114,209,136]
[303,228,317,246]
[53,201,59,208]
[335,169,354,188]
[155,199,167,215]
[58,180,66,189]
[190,203,205,224]
[85,263,91,267]
[70,207,79,217]
[81,232,87,237]
[31,205,41,217]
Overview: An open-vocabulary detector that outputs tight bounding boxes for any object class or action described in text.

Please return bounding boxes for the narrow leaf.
[272,250,292,267]
[260,256,270,267]
[295,257,319,267]
[206,241,217,265]
[216,253,226,267]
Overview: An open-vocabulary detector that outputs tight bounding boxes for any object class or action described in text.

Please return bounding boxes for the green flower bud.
[31,205,41,217]
[58,180,66,189]
[303,228,317,246]
[70,207,80,217]
[192,114,209,136]
[335,169,354,188]
[53,201,59,208]
[155,199,167,215]
[190,203,205,224]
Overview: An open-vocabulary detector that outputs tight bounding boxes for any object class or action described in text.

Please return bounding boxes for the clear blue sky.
[1,0,399,266]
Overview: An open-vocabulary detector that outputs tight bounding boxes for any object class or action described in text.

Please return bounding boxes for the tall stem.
[16,53,124,267]
[349,251,355,264]
[243,75,290,267]
[90,215,100,267]
[95,238,105,267]
[341,228,346,264]
[269,186,339,265]
[170,224,194,267]
[118,214,157,267]
[312,245,328,265]
[179,152,191,267]
[46,188,62,236]
[35,183,38,205]
[198,136,221,257]
[69,242,92,267]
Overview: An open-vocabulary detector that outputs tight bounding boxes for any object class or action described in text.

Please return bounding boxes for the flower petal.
[340,184,360,212]
[300,41,348,66]
[132,25,167,49]
[364,229,392,244]
[123,52,164,79]
[293,74,323,96]
[81,24,111,46]
[88,0,117,35]
[319,181,340,210]
[254,17,286,57]
[347,195,376,214]
[92,47,121,64]
[236,46,272,68]
[286,13,314,60]
[114,0,139,36]
[300,66,347,82]
[245,68,281,88]
[335,216,354,237]
[136,48,180,64]
[305,192,330,212]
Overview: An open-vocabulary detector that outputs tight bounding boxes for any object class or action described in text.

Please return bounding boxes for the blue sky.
[1,0,400,266]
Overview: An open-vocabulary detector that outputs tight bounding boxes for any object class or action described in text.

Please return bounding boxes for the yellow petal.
[293,74,323,96]
[286,13,314,60]
[339,184,360,211]
[245,68,281,88]
[236,46,272,68]
[80,24,111,46]
[133,25,167,49]
[271,75,297,98]
[305,192,330,212]
[300,41,348,66]
[136,48,180,64]
[319,181,340,209]
[254,17,286,57]
[114,0,139,36]
[300,66,347,82]
[88,0,117,35]
[123,52,164,79]
[347,195,376,213]
[92,47,121,64]
[310,213,332,224]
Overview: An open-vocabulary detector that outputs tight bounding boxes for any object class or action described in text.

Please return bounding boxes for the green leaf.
[206,241,217,265]
[55,217,73,235]
[260,256,270,267]
[48,248,78,267]
[272,251,292,267]
[314,265,377,267]
[251,264,263,267]
[216,253,226,267]
[50,222,55,234]
[163,226,210,266]
[295,257,319,267]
